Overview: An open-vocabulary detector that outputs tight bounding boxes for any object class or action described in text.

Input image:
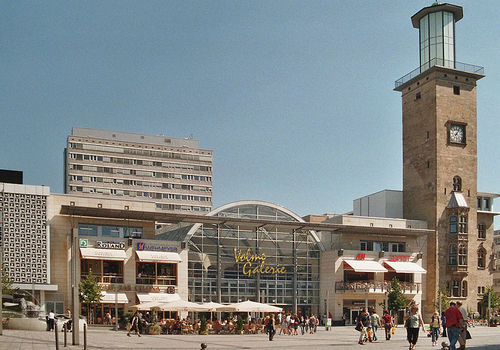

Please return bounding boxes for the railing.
[82,273,123,284]
[395,59,485,89]
[136,275,177,286]
[335,280,421,294]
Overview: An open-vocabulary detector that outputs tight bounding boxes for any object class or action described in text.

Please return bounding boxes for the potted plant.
[119,312,133,330]
[148,323,162,335]
[236,316,244,334]
[199,316,208,335]
[489,317,498,327]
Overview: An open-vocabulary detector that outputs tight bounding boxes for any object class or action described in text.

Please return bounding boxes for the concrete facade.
[64,127,213,214]
[46,194,189,319]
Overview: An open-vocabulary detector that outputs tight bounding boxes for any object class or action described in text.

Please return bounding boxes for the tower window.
[448,244,457,265]
[453,176,462,191]
[458,244,467,266]
[427,160,430,168]
[416,92,421,100]
[478,224,485,239]
[478,248,486,269]
[449,216,457,233]
[453,85,460,95]
[458,215,468,234]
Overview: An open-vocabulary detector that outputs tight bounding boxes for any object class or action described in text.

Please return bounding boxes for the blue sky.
[1,1,498,226]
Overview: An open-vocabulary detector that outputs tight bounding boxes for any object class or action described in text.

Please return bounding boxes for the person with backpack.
[430,311,442,346]
[127,310,141,337]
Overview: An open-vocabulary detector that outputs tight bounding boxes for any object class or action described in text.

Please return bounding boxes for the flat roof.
[60,205,433,237]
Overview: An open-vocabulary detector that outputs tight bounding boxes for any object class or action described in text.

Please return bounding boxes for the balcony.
[447,265,468,274]
[335,280,421,294]
[395,59,485,89]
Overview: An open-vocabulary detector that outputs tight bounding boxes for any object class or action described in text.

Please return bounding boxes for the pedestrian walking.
[404,304,426,350]
[444,302,463,350]
[127,310,141,337]
[300,315,305,335]
[370,309,381,341]
[356,308,370,345]
[267,314,276,341]
[382,310,393,340]
[430,311,441,346]
[456,301,467,350]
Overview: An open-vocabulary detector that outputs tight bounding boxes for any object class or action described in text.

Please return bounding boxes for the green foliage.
[79,269,102,304]
[482,287,500,317]
[199,316,208,334]
[236,316,244,333]
[79,269,102,322]
[1,265,14,296]
[147,323,162,335]
[435,287,450,313]
[387,278,409,315]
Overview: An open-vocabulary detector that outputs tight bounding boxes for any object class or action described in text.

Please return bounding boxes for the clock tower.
[395,3,491,318]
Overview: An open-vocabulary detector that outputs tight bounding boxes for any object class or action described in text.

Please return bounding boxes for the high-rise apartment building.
[395,3,498,317]
[0,183,57,294]
[64,127,213,213]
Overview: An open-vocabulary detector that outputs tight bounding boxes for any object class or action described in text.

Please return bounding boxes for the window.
[458,216,468,233]
[452,280,460,297]
[461,281,468,297]
[453,176,462,191]
[449,216,457,233]
[448,244,457,265]
[458,244,467,266]
[478,248,486,268]
[478,224,486,239]
[453,85,460,95]
[416,92,421,100]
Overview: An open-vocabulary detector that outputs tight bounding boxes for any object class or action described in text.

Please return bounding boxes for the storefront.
[159,201,322,315]
[325,250,426,324]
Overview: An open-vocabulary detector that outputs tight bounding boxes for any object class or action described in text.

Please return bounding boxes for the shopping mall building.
[34,193,430,324]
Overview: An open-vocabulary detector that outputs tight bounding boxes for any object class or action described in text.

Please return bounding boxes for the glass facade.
[419,11,455,71]
[186,203,321,315]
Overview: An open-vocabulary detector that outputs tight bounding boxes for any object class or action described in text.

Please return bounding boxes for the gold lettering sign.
[233,248,286,277]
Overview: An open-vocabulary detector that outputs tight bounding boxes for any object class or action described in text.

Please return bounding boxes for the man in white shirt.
[456,301,467,350]
[48,310,55,331]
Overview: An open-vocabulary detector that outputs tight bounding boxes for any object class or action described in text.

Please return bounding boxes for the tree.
[482,287,500,318]
[387,278,408,320]
[79,269,102,323]
[1,265,14,296]
[435,287,450,314]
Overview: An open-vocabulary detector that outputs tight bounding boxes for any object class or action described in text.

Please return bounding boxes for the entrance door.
[350,309,360,325]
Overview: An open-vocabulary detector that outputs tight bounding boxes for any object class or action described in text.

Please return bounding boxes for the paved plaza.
[1,326,500,350]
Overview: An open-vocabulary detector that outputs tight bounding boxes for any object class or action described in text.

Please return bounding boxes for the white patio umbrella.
[159,299,211,312]
[225,300,282,313]
[130,301,163,311]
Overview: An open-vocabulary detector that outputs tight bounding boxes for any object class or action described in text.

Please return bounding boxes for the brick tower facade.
[395,3,493,318]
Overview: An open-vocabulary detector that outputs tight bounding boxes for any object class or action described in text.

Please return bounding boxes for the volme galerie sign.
[233,248,286,277]
[136,242,177,252]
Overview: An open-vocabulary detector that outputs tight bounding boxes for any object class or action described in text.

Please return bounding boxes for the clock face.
[449,124,465,144]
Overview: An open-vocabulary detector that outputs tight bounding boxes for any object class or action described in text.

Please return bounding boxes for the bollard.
[64,323,67,347]
[83,323,87,350]
[55,322,59,350]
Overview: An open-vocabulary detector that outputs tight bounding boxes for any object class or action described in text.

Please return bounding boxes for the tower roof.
[446,192,469,209]
[411,3,463,28]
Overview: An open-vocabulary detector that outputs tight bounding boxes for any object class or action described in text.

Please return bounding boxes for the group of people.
[355,308,393,345]
[277,313,319,336]
[354,301,469,350]
[260,312,320,341]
